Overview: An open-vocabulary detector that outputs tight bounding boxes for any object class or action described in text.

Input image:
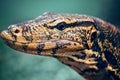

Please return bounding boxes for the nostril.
[91,32,97,42]
[14,29,20,33]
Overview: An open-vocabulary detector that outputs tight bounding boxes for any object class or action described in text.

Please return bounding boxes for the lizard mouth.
[0,30,86,55]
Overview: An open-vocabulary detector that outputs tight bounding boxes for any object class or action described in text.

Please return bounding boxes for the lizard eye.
[56,22,66,30]
[91,32,97,42]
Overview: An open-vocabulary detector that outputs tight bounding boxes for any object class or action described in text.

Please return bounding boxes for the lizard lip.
[0,30,7,39]
[0,30,14,41]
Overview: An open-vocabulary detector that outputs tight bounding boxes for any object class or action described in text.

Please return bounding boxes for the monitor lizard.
[0,12,120,80]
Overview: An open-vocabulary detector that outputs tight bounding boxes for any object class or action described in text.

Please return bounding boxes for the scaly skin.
[0,12,120,80]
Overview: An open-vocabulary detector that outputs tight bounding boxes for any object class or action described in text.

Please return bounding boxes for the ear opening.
[91,32,97,42]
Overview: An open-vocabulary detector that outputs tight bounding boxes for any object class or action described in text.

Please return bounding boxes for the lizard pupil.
[56,22,66,30]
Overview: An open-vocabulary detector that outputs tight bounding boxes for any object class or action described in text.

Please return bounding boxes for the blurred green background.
[0,0,120,80]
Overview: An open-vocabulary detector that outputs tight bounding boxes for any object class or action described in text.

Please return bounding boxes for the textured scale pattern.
[0,12,120,80]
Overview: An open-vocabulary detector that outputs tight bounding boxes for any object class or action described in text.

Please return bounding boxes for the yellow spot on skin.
[107,65,113,71]
[87,40,93,48]
[84,49,99,57]
[43,42,56,50]
[27,43,37,50]
[32,35,41,42]
[65,42,84,51]
[89,65,98,70]
[16,36,28,43]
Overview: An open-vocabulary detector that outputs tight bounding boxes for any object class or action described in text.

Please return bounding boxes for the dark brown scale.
[22,45,28,52]
[68,57,75,62]
[37,43,45,54]
[52,48,57,54]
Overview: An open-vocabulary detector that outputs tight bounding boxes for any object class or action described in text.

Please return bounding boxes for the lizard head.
[0,12,100,57]
[0,12,99,53]
[1,12,119,79]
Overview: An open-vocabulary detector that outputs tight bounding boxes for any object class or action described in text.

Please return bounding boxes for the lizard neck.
[56,28,120,80]
[92,17,120,78]
[57,51,117,80]
[102,32,120,78]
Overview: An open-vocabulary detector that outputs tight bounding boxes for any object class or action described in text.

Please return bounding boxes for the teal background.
[0,0,120,80]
